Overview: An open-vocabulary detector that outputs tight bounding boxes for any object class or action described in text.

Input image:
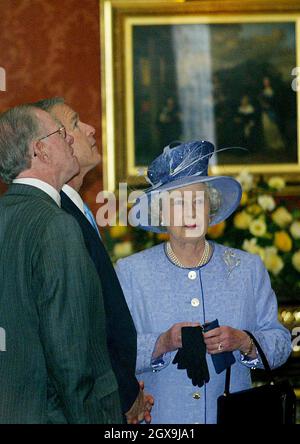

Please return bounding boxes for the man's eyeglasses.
[38,126,67,141]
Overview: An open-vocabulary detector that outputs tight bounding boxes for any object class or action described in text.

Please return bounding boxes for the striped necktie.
[83,203,101,239]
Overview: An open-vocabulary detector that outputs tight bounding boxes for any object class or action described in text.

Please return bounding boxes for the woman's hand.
[152,322,201,358]
[203,325,254,356]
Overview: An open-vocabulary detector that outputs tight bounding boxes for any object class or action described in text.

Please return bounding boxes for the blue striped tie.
[83,203,101,239]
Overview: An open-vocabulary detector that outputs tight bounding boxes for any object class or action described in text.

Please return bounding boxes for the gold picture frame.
[100,0,300,191]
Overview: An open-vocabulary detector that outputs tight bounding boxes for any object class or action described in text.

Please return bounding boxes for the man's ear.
[31,140,49,163]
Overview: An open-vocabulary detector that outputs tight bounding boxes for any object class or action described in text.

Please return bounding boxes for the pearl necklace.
[166,240,211,269]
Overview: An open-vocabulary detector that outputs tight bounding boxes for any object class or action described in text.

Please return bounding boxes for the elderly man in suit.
[32,97,153,424]
[0,104,122,423]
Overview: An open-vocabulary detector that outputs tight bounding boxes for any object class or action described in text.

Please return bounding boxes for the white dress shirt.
[13,178,61,207]
[62,184,85,214]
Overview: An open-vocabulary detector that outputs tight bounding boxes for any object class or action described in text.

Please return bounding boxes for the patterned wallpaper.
[0,0,102,210]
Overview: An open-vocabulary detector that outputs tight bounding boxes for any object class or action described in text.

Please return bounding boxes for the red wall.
[0,0,102,211]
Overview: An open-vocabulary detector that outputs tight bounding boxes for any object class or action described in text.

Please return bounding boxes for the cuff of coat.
[151,351,172,372]
[238,348,262,369]
[236,334,263,369]
[136,333,166,373]
[150,333,171,372]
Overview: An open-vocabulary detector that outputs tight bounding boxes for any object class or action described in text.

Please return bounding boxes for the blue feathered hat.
[134,140,242,233]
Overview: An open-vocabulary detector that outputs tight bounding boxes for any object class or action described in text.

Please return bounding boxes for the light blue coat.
[116,242,291,424]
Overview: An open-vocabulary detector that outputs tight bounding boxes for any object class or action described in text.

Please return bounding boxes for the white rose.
[242,238,265,260]
[263,247,284,275]
[234,211,252,230]
[290,221,300,239]
[264,246,278,256]
[249,219,267,237]
[268,176,286,191]
[257,195,276,212]
[272,207,293,228]
[292,251,300,272]
[242,238,257,254]
[236,170,254,192]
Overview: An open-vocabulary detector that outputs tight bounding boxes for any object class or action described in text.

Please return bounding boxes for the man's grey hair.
[0,105,41,183]
[31,97,65,113]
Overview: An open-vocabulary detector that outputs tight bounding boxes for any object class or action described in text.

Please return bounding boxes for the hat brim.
[133,175,242,233]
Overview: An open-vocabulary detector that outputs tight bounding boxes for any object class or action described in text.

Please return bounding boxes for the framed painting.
[101,0,300,191]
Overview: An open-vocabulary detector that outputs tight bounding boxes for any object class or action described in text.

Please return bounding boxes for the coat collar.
[4,183,59,208]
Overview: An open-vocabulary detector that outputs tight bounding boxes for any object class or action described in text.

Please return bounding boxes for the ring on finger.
[218,342,223,351]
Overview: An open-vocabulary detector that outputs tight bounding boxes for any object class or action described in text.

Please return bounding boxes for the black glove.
[172,326,210,387]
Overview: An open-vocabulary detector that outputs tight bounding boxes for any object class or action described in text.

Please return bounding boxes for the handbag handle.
[224,330,275,396]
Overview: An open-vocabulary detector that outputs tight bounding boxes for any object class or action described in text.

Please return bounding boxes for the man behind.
[32,97,153,424]
[0,105,122,423]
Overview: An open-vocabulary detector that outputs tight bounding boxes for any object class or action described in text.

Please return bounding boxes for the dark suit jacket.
[60,191,139,413]
[0,185,122,423]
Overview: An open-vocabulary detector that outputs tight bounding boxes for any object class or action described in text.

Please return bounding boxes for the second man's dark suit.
[61,191,139,414]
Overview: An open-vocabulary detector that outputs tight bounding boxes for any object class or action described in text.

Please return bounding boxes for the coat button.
[188,271,197,280]
[193,392,201,400]
[191,298,200,307]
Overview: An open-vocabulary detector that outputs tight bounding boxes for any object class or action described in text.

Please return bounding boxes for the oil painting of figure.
[132,22,297,167]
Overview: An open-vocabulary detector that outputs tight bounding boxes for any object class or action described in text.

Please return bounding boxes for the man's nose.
[84,122,96,136]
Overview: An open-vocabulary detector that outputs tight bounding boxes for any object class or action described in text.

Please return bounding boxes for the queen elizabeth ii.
[115,140,291,424]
